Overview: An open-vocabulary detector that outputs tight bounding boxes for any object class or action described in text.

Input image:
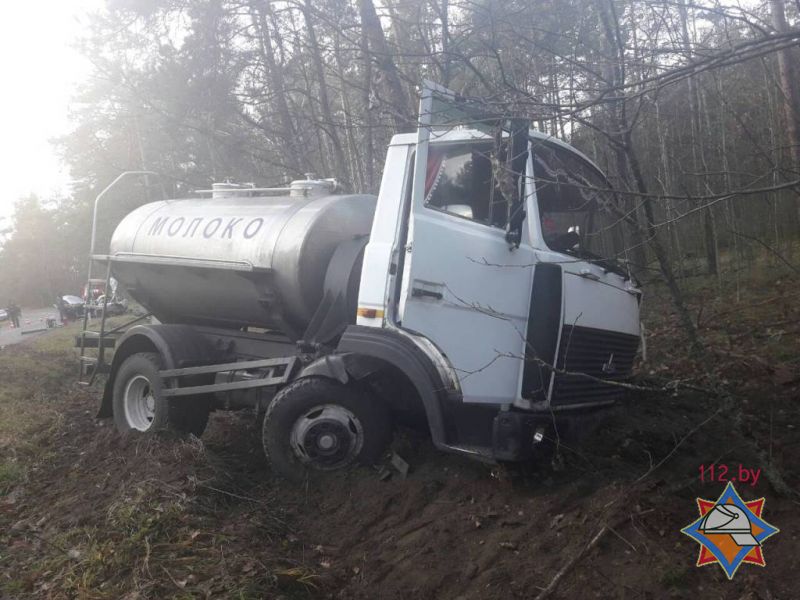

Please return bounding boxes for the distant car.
[0,308,7,321]
[60,295,85,319]
[91,295,128,317]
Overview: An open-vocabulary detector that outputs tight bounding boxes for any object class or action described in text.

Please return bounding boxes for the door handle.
[578,269,600,281]
[412,288,443,300]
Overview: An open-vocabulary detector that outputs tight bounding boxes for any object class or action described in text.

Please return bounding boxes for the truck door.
[397,84,535,405]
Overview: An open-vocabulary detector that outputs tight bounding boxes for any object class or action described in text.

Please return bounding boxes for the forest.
[0,0,799,335]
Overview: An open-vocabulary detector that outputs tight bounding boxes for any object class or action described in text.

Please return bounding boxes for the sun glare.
[0,1,101,219]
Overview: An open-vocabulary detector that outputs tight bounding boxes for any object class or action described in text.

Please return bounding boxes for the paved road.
[0,307,62,348]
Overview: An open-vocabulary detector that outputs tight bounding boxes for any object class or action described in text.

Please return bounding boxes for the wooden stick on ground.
[534,509,654,600]
[534,525,610,600]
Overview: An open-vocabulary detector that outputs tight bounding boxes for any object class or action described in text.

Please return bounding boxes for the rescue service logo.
[681,481,779,579]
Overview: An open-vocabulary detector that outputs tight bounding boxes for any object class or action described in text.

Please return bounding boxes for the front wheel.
[263,377,391,481]
[112,352,210,436]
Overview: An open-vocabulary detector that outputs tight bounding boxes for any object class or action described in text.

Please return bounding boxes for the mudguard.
[97,324,222,418]
[300,326,457,449]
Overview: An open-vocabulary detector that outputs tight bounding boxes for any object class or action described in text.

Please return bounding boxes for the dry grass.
[0,320,309,599]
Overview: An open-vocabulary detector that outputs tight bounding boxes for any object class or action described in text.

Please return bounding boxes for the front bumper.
[492,411,547,461]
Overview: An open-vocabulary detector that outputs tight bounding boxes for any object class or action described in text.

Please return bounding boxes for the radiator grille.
[551,325,640,406]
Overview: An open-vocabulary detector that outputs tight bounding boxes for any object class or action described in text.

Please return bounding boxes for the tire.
[112,352,210,437]
[263,377,392,481]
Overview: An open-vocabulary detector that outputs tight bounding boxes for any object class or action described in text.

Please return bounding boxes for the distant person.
[8,303,20,328]
[56,295,66,323]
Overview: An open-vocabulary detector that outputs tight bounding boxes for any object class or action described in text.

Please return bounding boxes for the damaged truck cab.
[81,82,641,479]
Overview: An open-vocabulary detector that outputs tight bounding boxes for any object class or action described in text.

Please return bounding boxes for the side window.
[533,142,625,259]
[424,143,508,228]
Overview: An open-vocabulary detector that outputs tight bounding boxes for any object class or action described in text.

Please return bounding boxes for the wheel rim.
[289,404,364,470]
[123,374,156,431]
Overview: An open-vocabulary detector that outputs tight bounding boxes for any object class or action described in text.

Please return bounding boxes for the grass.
[0,322,85,536]
[642,259,799,372]
[0,317,308,599]
[659,566,691,589]
[0,323,79,459]
[0,460,23,495]
[0,310,171,450]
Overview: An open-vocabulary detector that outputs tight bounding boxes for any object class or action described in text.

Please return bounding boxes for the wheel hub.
[290,404,364,470]
[123,374,156,432]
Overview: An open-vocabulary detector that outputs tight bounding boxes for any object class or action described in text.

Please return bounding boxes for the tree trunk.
[359,2,376,191]
[300,0,351,189]
[251,3,306,177]
[770,0,800,173]
[596,0,703,355]
[678,0,718,276]
[439,0,451,86]
[770,0,800,234]
[359,0,412,130]
[333,26,365,191]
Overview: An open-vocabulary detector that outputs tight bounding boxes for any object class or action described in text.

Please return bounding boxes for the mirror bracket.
[503,118,529,250]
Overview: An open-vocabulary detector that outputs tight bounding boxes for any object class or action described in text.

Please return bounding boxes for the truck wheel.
[263,377,391,481]
[112,352,209,437]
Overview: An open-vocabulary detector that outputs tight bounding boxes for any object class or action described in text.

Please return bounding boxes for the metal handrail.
[79,171,162,382]
[89,171,161,257]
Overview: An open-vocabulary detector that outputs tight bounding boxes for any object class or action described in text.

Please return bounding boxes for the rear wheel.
[112,352,210,436]
[263,377,391,481]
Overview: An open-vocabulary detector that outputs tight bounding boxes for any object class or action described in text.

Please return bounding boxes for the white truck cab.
[358,84,640,415]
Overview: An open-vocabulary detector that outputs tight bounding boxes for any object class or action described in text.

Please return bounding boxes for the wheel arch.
[98,324,220,418]
[299,326,459,448]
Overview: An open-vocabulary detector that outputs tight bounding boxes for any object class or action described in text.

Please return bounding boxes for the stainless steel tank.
[109,181,376,336]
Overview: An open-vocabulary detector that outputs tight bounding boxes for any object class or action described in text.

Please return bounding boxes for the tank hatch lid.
[193,176,338,199]
[290,175,337,197]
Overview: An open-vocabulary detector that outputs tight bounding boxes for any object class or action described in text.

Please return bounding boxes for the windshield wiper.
[563,247,632,281]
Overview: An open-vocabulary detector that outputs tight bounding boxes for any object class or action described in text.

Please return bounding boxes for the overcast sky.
[0,0,102,222]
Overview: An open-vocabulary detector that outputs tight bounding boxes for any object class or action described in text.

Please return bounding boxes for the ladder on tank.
[77,171,162,386]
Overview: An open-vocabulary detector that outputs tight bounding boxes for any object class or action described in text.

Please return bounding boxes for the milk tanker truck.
[78,83,642,479]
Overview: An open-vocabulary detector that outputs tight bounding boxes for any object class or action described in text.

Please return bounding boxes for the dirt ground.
[1,266,799,599]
